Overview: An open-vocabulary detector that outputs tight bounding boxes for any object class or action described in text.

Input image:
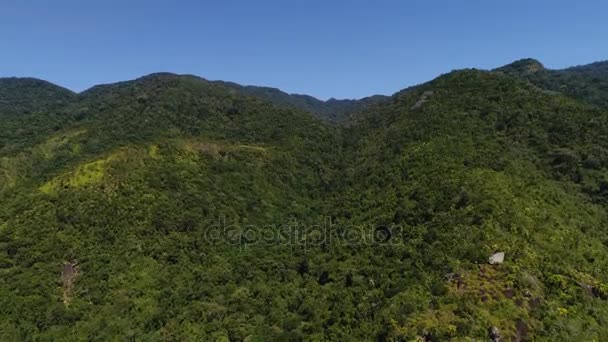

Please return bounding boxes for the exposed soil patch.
[411,90,434,109]
[61,261,79,305]
[515,319,529,341]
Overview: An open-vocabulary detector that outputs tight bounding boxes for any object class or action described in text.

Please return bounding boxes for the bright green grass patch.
[71,143,82,155]
[182,140,269,154]
[235,144,269,153]
[40,154,114,194]
[36,129,86,159]
[0,157,20,190]
[71,160,106,186]
[148,144,159,159]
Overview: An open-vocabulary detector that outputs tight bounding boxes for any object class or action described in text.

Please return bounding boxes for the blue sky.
[1,0,607,99]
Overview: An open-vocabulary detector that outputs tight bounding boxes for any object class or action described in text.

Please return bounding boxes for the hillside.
[0,78,78,156]
[495,58,608,108]
[2,62,608,340]
[0,73,345,341]
[0,77,76,118]
[340,69,608,340]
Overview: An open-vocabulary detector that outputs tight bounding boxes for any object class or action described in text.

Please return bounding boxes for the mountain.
[0,77,76,118]
[215,80,389,122]
[0,78,78,154]
[495,58,608,108]
[341,69,608,340]
[2,61,608,340]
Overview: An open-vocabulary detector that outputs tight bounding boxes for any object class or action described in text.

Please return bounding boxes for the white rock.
[489,252,505,265]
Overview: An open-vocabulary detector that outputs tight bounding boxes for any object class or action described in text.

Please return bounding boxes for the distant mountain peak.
[0,77,76,116]
[0,77,75,93]
[495,58,545,74]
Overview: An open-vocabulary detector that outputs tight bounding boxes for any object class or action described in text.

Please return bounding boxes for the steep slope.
[337,69,608,340]
[216,80,389,122]
[495,58,608,108]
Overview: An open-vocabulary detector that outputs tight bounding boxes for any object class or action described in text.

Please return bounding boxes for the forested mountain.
[0,78,75,118]
[215,80,388,122]
[341,69,608,340]
[495,58,608,108]
[2,59,608,340]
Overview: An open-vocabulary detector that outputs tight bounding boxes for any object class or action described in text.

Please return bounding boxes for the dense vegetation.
[2,59,608,340]
[496,58,608,108]
[215,80,388,123]
[0,78,76,118]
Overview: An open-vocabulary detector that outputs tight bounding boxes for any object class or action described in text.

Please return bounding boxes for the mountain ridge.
[494,58,608,108]
[4,56,607,122]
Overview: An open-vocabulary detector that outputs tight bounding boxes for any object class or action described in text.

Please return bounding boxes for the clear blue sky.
[2,0,607,100]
